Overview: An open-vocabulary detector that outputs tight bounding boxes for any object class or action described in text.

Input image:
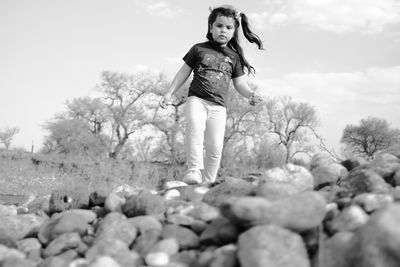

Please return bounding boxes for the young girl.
[159,5,264,185]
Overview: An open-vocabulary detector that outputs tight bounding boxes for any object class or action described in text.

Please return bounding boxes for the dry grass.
[0,150,185,197]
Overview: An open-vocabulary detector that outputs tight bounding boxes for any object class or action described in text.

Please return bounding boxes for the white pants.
[185,96,227,183]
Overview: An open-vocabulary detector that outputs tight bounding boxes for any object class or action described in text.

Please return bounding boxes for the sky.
[1,0,400,155]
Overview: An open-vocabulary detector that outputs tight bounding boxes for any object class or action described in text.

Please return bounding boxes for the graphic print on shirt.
[198,53,233,92]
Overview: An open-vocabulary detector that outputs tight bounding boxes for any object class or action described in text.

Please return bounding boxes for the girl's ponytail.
[239,13,263,50]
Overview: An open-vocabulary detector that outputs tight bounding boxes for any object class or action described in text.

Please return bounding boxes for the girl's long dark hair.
[206,5,264,75]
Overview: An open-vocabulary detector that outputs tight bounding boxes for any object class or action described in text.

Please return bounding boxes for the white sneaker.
[183,169,202,185]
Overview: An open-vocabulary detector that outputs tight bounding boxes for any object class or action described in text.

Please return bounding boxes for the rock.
[69,258,88,267]
[89,190,108,207]
[161,224,199,250]
[166,213,195,226]
[16,238,42,260]
[310,153,336,170]
[164,181,187,190]
[326,205,369,234]
[321,231,355,267]
[131,229,161,255]
[202,177,256,207]
[318,184,352,201]
[38,217,61,245]
[145,252,170,266]
[164,189,181,200]
[334,197,353,210]
[85,238,126,260]
[104,192,125,213]
[0,244,26,262]
[27,195,51,215]
[85,238,142,267]
[238,224,310,267]
[187,201,220,222]
[221,191,327,232]
[93,212,138,246]
[170,250,199,266]
[56,249,79,262]
[393,167,400,187]
[49,188,89,214]
[312,163,348,189]
[209,244,238,267]
[51,211,93,238]
[0,229,17,248]
[62,209,97,223]
[178,185,209,202]
[0,214,46,241]
[87,256,122,267]
[38,210,93,246]
[200,217,239,246]
[257,164,314,199]
[2,152,399,267]
[0,257,37,267]
[346,203,400,267]
[256,182,305,201]
[148,238,179,255]
[129,215,163,234]
[42,232,82,257]
[39,255,69,267]
[341,157,367,172]
[338,169,391,195]
[368,153,400,184]
[325,202,340,221]
[0,204,17,216]
[352,193,394,213]
[122,191,165,217]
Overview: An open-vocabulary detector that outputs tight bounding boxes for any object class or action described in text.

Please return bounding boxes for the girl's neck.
[209,39,228,48]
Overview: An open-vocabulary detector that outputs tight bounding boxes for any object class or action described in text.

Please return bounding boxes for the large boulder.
[202,177,256,207]
[312,163,348,189]
[238,224,310,267]
[49,188,90,214]
[93,212,138,246]
[367,153,400,185]
[338,169,391,195]
[122,191,165,218]
[0,214,47,242]
[221,191,327,232]
[347,203,400,267]
[257,164,314,200]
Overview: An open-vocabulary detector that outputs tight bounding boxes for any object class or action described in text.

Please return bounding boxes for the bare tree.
[97,71,167,159]
[66,97,109,134]
[222,86,266,169]
[0,126,20,150]
[341,117,400,159]
[42,115,109,157]
[151,82,188,164]
[264,96,319,163]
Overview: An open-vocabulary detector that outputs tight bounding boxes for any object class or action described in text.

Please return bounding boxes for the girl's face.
[210,15,236,46]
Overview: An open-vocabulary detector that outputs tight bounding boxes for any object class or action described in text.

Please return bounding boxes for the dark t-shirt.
[183,41,244,107]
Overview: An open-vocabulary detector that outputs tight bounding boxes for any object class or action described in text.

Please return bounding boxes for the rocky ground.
[1,151,400,267]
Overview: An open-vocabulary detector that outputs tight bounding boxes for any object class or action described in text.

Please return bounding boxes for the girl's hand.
[159,94,172,109]
[249,93,263,106]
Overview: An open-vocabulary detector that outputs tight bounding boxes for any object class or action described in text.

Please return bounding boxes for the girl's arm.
[233,75,263,105]
[159,63,193,109]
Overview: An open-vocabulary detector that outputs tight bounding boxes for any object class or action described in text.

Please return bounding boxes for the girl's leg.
[203,104,226,183]
[185,97,207,172]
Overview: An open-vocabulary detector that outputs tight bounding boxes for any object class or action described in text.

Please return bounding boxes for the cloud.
[142,1,181,19]
[258,65,400,106]
[250,0,400,33]
[253,65,400,151]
